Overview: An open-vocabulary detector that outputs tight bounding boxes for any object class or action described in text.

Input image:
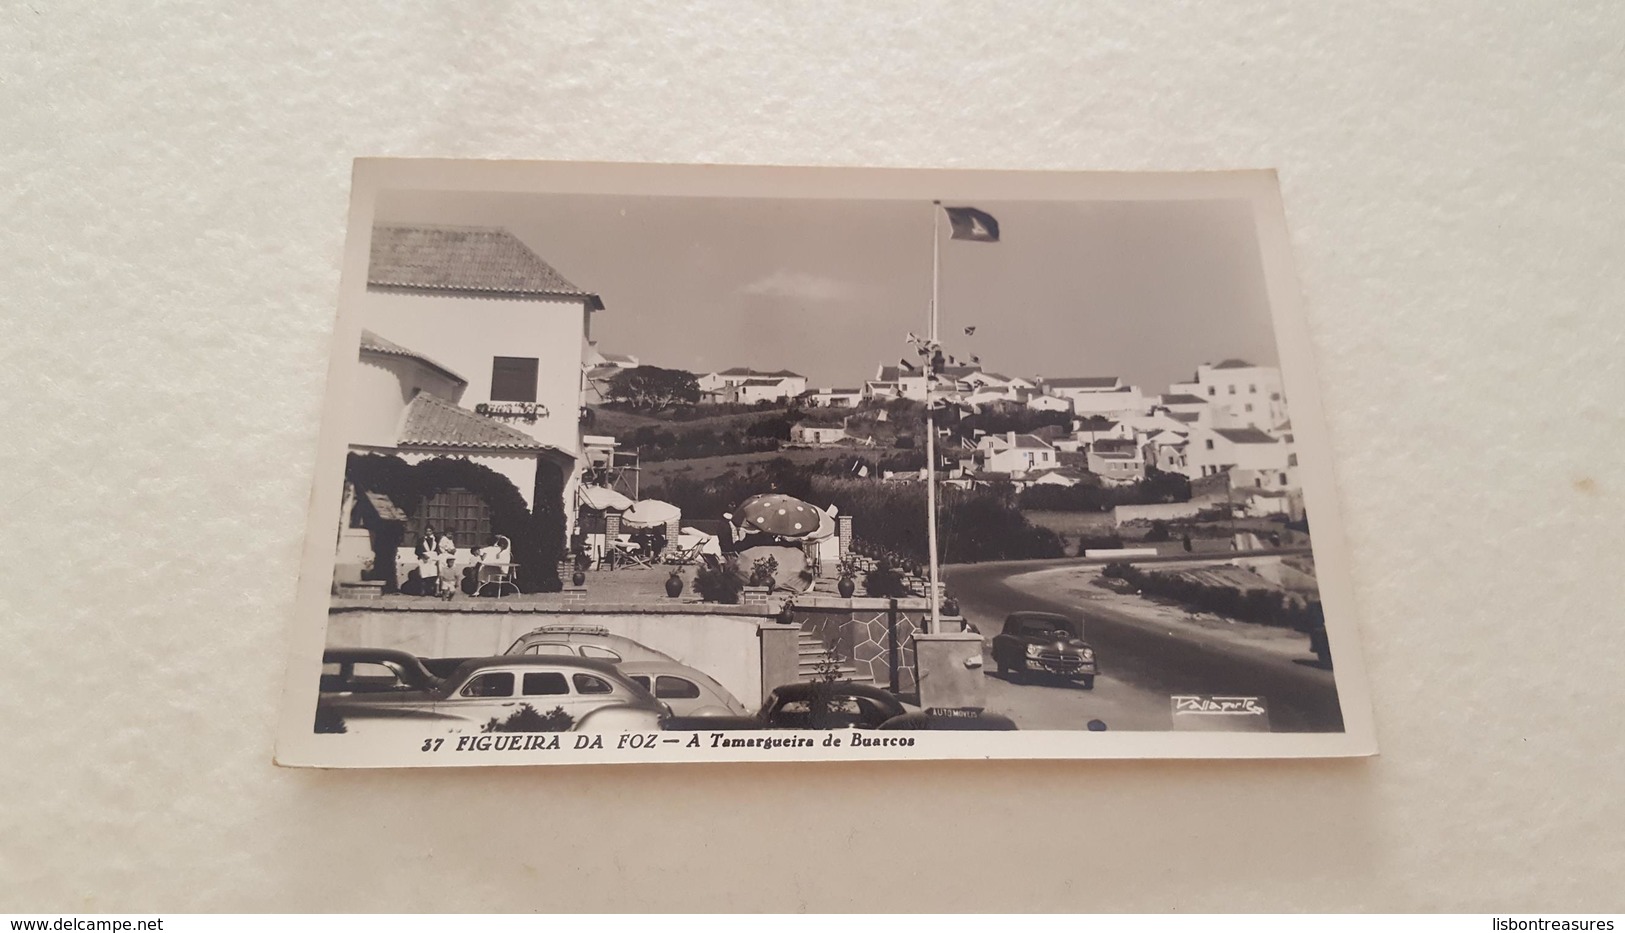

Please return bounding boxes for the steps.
[795,630,873,684]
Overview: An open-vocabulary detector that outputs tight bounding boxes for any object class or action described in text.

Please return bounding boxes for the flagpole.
[927,201,942,635]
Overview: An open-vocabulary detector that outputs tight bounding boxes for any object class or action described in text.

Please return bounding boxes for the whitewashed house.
[1168,359,1287,431]
[976,431,1059,476]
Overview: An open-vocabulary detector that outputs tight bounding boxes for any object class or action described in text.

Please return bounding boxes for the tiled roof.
[398,393,552,451]
[1044,376,1120,389]
[358,329,467,385]
[720,367,804,379]
[1013,434,1053,449]
[362,491,407,522]
[601,353,637,364]
[1213,427,1278,444]
[1075,419,1119,432]
[1161,393,1207,405]
[739,377,786,386]
[876,366,921,381]
[369,225,602,305]
[1169,411,1201,423]
[1212,359,1256,370]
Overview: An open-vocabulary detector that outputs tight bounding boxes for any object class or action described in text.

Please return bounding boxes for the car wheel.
[1079,675,1095,690]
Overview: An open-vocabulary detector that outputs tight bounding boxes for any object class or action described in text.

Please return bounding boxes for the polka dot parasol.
[736,494,822,539]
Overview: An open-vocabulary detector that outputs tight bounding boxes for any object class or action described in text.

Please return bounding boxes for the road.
[942,557,1345,733]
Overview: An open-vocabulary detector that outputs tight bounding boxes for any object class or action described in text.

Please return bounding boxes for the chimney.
[1007,431,1017,446]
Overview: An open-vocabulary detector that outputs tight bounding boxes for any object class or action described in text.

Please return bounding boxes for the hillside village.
[584,345,1303,524]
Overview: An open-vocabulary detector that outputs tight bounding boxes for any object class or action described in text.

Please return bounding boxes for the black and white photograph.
[275,160,1375,767]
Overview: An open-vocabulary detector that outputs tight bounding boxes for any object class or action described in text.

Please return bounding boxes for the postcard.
[274,160,1376,767]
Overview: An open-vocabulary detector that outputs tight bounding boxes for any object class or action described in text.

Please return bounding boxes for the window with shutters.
[490,356,539,402]
[421,488,491,548]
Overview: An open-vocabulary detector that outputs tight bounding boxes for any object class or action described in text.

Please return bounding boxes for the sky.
[375,190,1281,394]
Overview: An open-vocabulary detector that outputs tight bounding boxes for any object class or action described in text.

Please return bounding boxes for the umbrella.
[736,494,823,540]
[578,485,634,512]
[622,499,681,529]
[804,506,838,541]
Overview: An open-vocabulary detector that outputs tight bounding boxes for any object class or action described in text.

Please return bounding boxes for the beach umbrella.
[804,505,838,541]
[622,499,681,529]
[736,494,823,539]
[578,485,634,512]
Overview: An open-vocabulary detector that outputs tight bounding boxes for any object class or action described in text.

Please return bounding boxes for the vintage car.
[320,648,444,696]
[503,623,676,663]
[663,681,908,731]
[318,655,666,736]
[616,661,752,718]
[990,611,1098,688]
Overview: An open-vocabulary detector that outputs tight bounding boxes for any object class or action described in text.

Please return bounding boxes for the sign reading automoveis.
[475,402,550,423]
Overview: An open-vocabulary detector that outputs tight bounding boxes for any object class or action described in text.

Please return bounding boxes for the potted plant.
[836,554,858,598]
[571,552,590,588]
[664,568,684,598]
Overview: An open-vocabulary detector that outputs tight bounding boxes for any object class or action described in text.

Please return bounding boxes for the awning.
[578,485,634,512]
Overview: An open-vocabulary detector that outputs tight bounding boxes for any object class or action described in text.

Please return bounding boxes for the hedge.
[1102,562,1321,630]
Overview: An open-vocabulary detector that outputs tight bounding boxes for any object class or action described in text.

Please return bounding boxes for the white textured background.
[3,1,1622,913]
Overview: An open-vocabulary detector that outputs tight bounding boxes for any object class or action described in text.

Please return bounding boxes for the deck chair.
[474,562,520,598]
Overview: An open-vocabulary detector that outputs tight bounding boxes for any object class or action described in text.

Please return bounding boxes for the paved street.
[943,557,1344,733]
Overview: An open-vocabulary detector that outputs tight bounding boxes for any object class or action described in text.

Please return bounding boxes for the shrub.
[1145,520,1171,542]
[863,560,909,598]
[694,562,744,604]
[482,704,574,733]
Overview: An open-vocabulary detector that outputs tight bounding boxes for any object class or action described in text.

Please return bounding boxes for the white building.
[341,224,603,582]
[1086,437,1147,485]
[698,367,808,402]
[790,423,849,446]
[1025,393,1074,415]
[1184,426,1294,479]
[1168,359,1287,431]
[976,431,1059,476]
[803,387,866,408]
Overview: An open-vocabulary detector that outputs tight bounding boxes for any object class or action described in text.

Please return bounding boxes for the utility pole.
[925,201,942,635]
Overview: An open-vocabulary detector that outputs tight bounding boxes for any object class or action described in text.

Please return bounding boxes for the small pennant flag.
[944,206,999,243]
[971,355,981,364]
[964,326,977,336]
[898,358,918,372]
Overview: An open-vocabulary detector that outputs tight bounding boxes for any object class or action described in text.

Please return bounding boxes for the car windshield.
[1019,620,1074,638]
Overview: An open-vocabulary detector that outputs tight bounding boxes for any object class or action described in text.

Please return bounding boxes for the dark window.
[1207,387,1216,396]
[490,356,539,403]
[524,643,573,657]
[573,674,613,695]
[628,675,651,690]
[1279,473,1289,485]
[460,672,514,698]
[421,488,490,547]
[1228,385,1236,395]
[1205,439,1215,450]
[578,645,622,661]
[1249,384,1257,393]
[1288,453,1299,467]
[1255,478,1263,488]
[654,676,701,700]
[522,672,569,696]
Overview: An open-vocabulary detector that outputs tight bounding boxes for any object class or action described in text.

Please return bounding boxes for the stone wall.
[788,597,929,695]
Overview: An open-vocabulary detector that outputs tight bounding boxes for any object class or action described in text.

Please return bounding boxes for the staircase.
[796,629,873,685]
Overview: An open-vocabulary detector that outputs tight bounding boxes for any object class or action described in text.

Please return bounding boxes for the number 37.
[421,738,444,752]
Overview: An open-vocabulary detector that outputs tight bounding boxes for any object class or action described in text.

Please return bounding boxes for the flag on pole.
[944,206,999,243]
[964,326,977,336]
[898,358,918,372]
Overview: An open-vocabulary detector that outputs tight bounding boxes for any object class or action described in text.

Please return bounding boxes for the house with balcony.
[338,224,604,590]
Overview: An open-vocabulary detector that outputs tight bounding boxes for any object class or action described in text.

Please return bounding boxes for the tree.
[605,366,701,411]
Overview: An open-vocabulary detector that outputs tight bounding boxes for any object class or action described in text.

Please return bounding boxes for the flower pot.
[664,572,684,598]
[571,569,587,587]
[942,596,961,617]
[836,575,856,598]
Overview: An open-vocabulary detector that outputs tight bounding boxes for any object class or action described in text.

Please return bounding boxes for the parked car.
[504,624,676,663]
[319,655,666,736]
[617,661,752,718]
[664,681,908,731]
[990,611,1098,688]
[877,709,1019,731]
[320,648,443,696]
